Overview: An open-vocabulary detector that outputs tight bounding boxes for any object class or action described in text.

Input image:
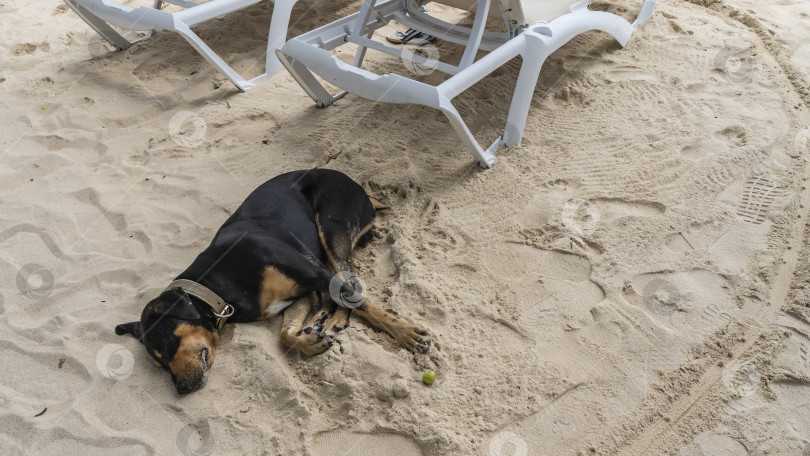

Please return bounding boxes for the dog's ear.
[167,302,201,321]
[115,321,143,341]
[165,291,202,321]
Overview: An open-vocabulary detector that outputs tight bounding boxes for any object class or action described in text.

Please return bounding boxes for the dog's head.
[115,289,219,395]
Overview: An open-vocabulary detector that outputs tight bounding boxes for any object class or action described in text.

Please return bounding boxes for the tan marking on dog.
[368,196,388,210]
[258,266,299,321]
[351,222,374,249]
[168,323,219,379]
[316,214,342,273]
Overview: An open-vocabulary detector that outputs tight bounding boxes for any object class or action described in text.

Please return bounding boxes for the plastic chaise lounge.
[64,0,301,91]
[276,0,657,167]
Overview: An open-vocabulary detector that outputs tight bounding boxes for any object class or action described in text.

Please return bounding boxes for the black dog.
[116,169,430,394]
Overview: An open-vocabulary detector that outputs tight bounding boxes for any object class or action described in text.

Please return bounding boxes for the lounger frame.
[64,0,299,91]
[277,0,657,167]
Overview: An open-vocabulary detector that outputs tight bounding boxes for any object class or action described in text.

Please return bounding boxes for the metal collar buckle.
[213,304,235,319]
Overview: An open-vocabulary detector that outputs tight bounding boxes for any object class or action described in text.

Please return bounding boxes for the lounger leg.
[148,0,163,38]
[353,41,369,68]
[275,51,335,107]
[345,0,377,71]
[63,0,133,50]
[439,101,498,168]
[350,0,381,38]
[457,0,490,68]
[174,25,255,92]
[633,0,657,28]
[502,32,550,147]
[266,0,297,77]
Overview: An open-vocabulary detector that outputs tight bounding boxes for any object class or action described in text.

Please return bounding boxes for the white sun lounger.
[277,0,657,167]
[64,0,300,91]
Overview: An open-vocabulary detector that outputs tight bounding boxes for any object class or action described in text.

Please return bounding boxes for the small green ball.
[422,370,436,385]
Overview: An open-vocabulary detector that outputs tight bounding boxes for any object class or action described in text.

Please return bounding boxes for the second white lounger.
[277,0,657,167]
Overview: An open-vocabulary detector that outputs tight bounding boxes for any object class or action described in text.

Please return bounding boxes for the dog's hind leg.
[280,293,332,356]
[352,300,431,353]
[306,205,372,341]
[314,209,431,353]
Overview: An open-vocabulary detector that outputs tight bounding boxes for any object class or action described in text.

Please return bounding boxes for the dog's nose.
[176,380,192,395]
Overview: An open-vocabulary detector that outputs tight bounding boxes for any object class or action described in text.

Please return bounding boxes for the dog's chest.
[258,265,300,320]
[262,299,295,319]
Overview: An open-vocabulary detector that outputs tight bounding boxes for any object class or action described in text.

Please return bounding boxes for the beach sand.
[1,0,810,454]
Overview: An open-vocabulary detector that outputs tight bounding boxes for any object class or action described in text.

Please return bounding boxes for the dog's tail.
[368,196,389,211]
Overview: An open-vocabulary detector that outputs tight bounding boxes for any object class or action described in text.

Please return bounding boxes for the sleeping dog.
[116,169,431,394]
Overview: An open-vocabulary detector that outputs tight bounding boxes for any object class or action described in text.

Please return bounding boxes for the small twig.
[325,149,343,164]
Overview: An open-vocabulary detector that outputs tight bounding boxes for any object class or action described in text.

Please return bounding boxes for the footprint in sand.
[703,163,738,191]
[735,174,789,225]
[32,436,150,455]
[516,182,665,229]
[313,432,422,456]
[679,433,750,456]
[485,242,592,283]
[679,136,729,161]
[590,198,666,221]
[766,381,810,447]
[515,181,579,229]
[665,230,713,252]
[668,172,783,271]
[716,125,748,148]
[485,243,604,337]
[628,269,744,336]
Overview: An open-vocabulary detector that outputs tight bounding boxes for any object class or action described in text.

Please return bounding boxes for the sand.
[1,0,810,454]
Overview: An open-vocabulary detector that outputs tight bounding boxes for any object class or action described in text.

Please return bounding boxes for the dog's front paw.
[282,325,334,356]
[394,324,431,353]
